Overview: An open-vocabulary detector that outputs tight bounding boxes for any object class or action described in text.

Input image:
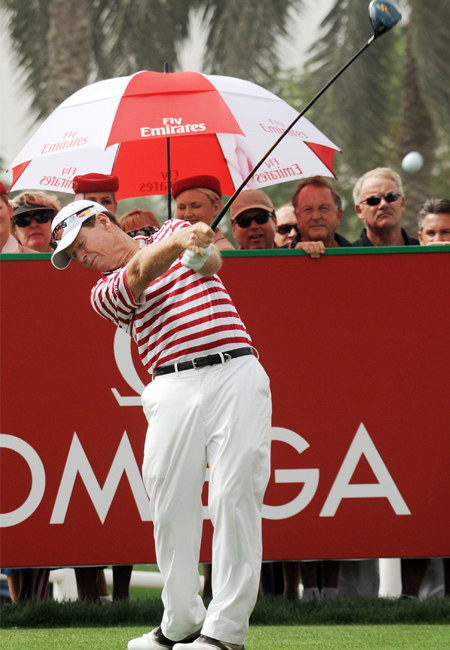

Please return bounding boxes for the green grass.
[1,596,450,629]
[1,625,450,650]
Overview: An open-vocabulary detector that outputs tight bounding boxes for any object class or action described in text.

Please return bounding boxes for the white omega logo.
[111,328,145,406]
[262,427,320,520]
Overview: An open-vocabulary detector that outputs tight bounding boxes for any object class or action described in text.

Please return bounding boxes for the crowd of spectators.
[1,168,449,603]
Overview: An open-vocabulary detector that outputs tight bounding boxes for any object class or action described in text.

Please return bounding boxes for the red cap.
[0,181,8,195]
[172,175,221,199]
[72,173,119,193]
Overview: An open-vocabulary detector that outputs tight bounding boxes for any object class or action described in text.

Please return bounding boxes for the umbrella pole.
[164,62,172,219]
[166,137,172,219]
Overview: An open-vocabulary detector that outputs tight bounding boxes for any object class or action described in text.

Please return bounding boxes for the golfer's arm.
[198,246,222,277]
[126,235,184,300]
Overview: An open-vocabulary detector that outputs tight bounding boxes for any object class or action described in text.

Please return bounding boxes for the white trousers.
[141,355,272,645]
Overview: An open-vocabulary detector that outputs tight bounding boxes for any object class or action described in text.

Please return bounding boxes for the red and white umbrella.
[9,71,340,199]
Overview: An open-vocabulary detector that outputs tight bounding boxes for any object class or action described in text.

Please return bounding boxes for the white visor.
[51,200,105,269]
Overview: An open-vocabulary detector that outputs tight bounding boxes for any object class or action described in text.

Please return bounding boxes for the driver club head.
[369,0,402,38]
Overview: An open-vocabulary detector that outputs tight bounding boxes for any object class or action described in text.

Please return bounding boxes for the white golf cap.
[51,200,106,269]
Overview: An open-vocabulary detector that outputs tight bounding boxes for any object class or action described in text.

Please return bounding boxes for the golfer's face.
[66,220,118,272]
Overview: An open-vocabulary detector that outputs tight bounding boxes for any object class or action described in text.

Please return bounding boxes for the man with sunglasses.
[353,167,419,246]
[230,190,278,250]
[274,205,299,248]
[51,200,272,650]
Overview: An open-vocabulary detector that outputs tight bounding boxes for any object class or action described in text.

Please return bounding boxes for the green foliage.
[0,0,303,121]
[301,1,405,176]
[1,0,51,121]
[201,0,303,84]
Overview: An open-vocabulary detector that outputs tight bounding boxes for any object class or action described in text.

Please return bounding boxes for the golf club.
[210,0,402,231]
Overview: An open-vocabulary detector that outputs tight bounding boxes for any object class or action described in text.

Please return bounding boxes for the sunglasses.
[277,223,299,235]
[126,225,159,238]
[232,211,274,229]
[14,210,54,228]
[361,192,400,207]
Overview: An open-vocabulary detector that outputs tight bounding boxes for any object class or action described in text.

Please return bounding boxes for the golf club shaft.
[210,36,374,231]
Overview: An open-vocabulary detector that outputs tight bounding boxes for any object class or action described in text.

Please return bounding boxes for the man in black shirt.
[352,167,419,246]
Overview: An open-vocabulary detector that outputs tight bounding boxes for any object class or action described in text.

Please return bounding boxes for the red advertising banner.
[1,247,450,568]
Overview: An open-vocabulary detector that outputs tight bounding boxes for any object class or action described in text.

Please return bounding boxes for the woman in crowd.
[0,182,34,253]
[120,208,161,237]
[11,191,60,252]
[172,175,235,251]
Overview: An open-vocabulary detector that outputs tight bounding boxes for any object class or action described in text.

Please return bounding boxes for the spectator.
[120,208,161,237]
[172,175,234,251]
[274,205,298,248]
[348,167,421,598]
[353,168,419,246]
[230,189,277,250]
[291,176,352,257]
[0,182,34,253]
[73,172,119,215]
[418,198,450,245]
[73,173,131,602]
[406,198,450,601]
[11,191,59,252]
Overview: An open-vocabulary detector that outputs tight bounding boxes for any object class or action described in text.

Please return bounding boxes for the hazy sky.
[0,1,333,184]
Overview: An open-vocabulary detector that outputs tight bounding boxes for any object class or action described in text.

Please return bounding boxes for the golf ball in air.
[401,151,424,173]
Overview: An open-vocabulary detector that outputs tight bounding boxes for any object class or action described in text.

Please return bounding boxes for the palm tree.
[1,0,302,120]
[301,0,450,233]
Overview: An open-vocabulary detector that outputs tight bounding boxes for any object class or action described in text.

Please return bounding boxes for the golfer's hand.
[178,222,214,255]
[295,241,325,258]
[181,245,212,270]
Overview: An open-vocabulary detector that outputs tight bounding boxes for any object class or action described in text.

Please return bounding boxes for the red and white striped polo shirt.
[91,219,252,374]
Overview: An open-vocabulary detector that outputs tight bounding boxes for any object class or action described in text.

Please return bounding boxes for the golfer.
[51,200,272,650]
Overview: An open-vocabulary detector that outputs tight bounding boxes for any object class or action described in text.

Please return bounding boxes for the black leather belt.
[153,347,255,376]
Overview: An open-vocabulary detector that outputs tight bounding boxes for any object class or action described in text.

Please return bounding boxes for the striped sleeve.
[89,219,188,331]
[90,267,140,332]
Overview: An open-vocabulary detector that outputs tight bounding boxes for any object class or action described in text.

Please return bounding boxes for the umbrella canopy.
[9,71,340,199]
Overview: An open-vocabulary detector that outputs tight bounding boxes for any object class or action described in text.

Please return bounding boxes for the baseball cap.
[72,173,119,194]
[172,175,221,199]
[230,190,274,220]
[51,200,106,270]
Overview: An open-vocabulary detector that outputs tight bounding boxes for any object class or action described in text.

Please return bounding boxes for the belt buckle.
[192,356,208,370]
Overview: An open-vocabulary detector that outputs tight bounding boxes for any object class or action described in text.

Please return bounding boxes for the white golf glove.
[181,245,212,271]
